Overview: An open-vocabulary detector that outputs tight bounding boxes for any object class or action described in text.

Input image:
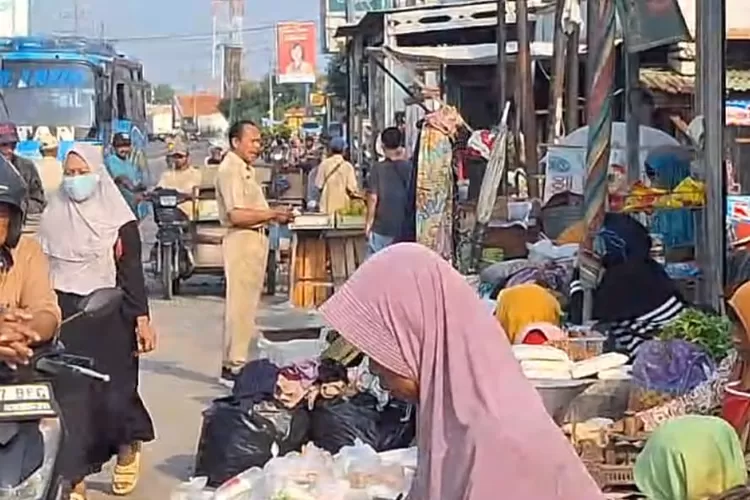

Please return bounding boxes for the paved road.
[87,140,229,499]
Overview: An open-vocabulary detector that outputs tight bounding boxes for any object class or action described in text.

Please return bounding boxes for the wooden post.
[496,0,507,117]
[547,0,567,144]
[517,0,538,198]
[699,0,726,311]
[565,24,580,131]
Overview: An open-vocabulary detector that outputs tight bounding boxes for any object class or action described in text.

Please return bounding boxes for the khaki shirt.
[0,236,61,325]
[158,166,203,219]
[33,157,63,195]
[215,151,269,231]
[315,154,358,214]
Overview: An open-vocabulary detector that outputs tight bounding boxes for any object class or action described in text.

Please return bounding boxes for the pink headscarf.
[319,243,603,499]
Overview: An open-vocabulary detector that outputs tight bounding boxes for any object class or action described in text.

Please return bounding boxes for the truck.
[147,104,174,142]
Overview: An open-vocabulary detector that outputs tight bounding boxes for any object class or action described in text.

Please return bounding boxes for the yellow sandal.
[70,481,87,500]
[111,443,142,496]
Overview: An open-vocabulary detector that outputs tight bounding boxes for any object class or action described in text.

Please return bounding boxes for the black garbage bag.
[310,393,380,453]
[310,393,417,454]
[377,399,416,451]
[194,397,310,487]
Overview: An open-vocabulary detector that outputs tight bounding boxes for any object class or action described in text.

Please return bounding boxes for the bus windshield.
[0,61,96,128]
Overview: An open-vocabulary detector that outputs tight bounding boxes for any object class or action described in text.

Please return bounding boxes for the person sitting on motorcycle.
[105,133,148,220]
[206,140,225,166]
[157,140,202,220]
[0,154,61,367]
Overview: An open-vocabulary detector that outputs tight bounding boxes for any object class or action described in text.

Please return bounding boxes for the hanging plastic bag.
[194,397,310,487]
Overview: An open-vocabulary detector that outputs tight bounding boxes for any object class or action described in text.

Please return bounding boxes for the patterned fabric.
[415,125,454,261]
[632,339,715,394]
[638,351,737,431]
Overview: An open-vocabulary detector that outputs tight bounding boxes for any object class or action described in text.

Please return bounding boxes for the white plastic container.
[256,332,328,367]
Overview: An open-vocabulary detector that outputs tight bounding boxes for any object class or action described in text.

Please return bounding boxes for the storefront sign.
[619,0,690,52]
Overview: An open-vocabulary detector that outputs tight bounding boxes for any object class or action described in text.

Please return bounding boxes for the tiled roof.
[639,68,750,94]
[175,94,221,117]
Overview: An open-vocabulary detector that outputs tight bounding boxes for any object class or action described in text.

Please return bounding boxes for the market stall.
[288,211,367,308]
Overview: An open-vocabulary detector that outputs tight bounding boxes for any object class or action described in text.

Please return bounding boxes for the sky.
[30,0,321,91]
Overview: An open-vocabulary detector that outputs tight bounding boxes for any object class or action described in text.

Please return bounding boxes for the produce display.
[609,178,706,213]
[337,200,366,217]
[658,308,732,361]
[512,345,629,381]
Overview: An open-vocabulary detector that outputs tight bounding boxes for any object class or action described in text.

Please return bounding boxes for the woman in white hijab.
[37,143,156,500]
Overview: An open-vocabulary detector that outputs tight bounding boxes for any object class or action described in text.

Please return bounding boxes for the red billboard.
[276,21,316,84]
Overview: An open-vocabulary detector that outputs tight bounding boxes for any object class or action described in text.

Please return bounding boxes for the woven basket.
[587,463,636,489]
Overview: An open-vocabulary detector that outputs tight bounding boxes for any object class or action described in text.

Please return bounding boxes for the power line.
[107,24,275,43]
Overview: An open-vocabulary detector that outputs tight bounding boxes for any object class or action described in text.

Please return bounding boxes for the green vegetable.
[658,308,732,361]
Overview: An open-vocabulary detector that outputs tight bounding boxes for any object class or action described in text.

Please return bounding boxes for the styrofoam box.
[256,333,328,367]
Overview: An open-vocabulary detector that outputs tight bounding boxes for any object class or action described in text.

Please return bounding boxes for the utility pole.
[495,0,506,118]
[517,0,538,197]
[73,0,79,34]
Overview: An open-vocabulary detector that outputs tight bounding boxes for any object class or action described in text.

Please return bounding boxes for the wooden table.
[289,226,367,308]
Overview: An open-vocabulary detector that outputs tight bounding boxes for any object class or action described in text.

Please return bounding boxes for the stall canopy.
[379,42,589,66]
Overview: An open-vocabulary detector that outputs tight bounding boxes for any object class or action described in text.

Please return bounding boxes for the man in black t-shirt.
[365,127,413,257]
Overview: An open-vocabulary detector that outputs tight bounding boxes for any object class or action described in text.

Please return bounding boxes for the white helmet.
[209,139,227,152]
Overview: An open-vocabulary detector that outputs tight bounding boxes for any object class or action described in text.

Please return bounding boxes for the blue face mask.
[62,173,99,202]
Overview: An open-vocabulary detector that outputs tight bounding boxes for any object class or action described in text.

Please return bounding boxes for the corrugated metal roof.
[639,68,750,94]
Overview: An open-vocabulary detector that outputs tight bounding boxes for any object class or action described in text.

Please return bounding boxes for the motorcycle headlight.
[159,195,178,207]
[0,418,62,499]
[272,153,283,161]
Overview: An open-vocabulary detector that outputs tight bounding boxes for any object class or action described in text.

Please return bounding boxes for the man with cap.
[34,131,63,195]
[157,139,202,219]
[314,136,362,214]
[105,132,146,219]
[0,122,46,218]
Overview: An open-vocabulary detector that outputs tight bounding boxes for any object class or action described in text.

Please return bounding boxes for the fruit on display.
[618,177,706,212]
[338,200,366,216]
[671,177,706,206]
[621,181,667,212]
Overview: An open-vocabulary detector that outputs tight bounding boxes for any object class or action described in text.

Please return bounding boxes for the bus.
[0,36,149,170]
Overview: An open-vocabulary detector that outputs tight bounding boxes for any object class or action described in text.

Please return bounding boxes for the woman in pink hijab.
[320,243,603,499]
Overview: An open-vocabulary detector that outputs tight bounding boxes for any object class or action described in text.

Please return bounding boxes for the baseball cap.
[329,137,346,151]
[39,131,59,150]
[0,123,19,145]
[112,132,131,146]
[170,139,189,156]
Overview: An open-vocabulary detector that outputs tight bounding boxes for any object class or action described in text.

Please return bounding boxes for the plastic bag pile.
[172,441,417,500]
[194,357,415,488]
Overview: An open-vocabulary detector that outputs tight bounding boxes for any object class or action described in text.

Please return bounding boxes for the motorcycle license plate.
[0,383,56,419]
[160,196,178,207]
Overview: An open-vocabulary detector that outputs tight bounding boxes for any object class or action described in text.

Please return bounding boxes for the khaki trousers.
[222,229,268,370]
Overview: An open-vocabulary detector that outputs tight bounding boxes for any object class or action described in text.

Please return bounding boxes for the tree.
[325,52,348,101]
[218,75,306,123]
[151,83,175,104]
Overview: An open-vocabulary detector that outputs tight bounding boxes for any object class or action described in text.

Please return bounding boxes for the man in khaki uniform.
[215,120,294,386]
[315,137,362,214]
[157,140,202,219]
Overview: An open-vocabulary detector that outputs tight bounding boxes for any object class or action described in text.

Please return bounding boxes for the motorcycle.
[0,287,122,499]
[148,188,194,300]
